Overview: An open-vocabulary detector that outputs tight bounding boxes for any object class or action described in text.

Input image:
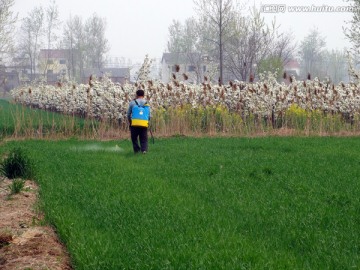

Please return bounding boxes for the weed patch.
[9,179,25,195]
[0,148,34,179]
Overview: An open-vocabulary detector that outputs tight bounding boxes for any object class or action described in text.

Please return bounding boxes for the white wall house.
[161,53,210,84]
[284,59,301,79]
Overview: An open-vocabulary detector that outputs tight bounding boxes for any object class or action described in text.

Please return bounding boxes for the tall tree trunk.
[219,0,223,84]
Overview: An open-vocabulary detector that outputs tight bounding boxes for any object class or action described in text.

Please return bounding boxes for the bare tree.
[344,0,360,55]
[167,20,186,53]
[84,14,109,69]
[166,3,295,83]
[272,31,296,67]
[62,15,85,81]
[42,0,61,75]
[62,13,110,82]
[299,28,326,79]
[167,17,215,83]
[182,17,210,83]
[194,0,236,84]
[18,6,44,80]
[0,0,17,62]
[323,49,347,83]
[225,8,275,81]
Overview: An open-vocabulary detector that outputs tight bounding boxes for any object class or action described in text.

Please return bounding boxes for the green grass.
[0,99,95,137]
[0,147,34,179]
[8,178,25,195]
[1,137,360,269]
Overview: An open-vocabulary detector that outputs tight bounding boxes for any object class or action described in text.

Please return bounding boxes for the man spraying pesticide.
[127,89,153,154]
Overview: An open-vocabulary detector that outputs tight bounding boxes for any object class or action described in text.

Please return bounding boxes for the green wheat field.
[1,98,360,269]
[1,136,359,269]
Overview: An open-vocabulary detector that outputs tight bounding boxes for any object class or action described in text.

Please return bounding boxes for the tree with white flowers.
[135,55,154,83]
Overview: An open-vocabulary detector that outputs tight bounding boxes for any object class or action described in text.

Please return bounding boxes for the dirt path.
[0,177,72,270]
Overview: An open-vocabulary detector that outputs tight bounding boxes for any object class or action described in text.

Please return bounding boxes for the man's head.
[136,89,144,97]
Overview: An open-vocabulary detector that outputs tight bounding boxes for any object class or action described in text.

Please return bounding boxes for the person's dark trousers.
[130,126,148,153]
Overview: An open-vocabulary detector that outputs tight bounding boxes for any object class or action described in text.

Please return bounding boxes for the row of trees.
[166,0,350,84]
[299,29,348,83]
[0,0,109,82]
[167,0,295,83]
[0,0,358,86]
[61,13,109,81]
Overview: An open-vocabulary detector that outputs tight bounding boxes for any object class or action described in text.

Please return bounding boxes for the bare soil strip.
[0,177,72,270]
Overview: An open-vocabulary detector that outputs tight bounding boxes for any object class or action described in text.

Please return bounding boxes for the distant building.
[0,66,19,95]
[39,50,131,85]
[82,68,130,84]
[161,52,210,84]
[284,59,301,79]
[8,57,32,84]
[0,57,33,94]
[38,49,70,84]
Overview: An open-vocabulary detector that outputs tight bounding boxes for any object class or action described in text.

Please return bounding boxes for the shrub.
[0,148,34,179]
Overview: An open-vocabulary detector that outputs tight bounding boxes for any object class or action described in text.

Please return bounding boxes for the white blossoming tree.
[135,55,154,83]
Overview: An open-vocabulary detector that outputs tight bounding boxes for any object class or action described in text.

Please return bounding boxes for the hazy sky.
[12,0,352,62]
[257,0,352,51]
